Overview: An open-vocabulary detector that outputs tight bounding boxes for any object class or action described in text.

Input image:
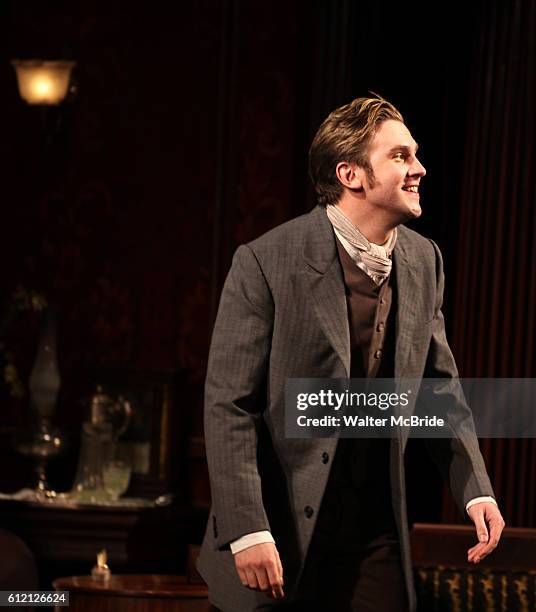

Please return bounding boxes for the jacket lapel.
[393,229,421,377]
[302,207,351,377]
[302,208,422,380]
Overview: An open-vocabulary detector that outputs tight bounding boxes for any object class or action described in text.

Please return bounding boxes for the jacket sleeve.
[204,244,274,550]
[423,239,495,514]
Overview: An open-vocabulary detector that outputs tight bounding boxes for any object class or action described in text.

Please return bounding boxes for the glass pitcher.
[70,385,132,503]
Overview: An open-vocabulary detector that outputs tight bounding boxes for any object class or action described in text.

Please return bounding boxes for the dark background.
[0,0,535,529]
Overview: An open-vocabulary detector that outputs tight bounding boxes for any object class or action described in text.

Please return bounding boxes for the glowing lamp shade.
[11,60,76,105]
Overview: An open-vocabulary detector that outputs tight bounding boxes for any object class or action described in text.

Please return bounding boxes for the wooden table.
[53,575,213,612]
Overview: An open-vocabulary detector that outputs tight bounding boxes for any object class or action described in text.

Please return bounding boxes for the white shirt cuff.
[230,530,275,554]
[466,496,497,513]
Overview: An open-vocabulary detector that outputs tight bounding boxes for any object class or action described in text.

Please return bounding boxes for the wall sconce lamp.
[11,59,76,106]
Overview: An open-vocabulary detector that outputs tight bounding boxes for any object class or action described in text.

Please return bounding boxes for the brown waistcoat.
[311,240,397,549]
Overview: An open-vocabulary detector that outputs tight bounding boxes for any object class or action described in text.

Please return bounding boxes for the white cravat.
[326,204,397,284]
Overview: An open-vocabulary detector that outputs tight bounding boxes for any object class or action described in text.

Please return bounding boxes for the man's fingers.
[473,517,504,561]
[244,567,259,590]
[488,516,505,547]
[276,554,284,585]
[467,544,480,557]
[266,559,284,599]
[466,503,505,564]
[273,547,284,587]
[236,567,249,587]
[467,506,489,563]
[254,566,270,592]
[234,542,285,596]
[470,507,489,543]
[467,542,486,562]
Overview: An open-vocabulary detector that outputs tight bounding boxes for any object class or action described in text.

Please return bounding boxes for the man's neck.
[334,201,396,245]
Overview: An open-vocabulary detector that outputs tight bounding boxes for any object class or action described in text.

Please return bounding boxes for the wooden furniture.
[53,575,212,612]
[0,498,207,588]
[411,523,536,610]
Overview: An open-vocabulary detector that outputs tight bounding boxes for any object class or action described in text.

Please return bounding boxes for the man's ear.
[335,162,364,192]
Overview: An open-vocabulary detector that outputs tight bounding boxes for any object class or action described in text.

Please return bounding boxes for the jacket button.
[321,452,329,464]
[304,506,314,519]
[374,349,383,359]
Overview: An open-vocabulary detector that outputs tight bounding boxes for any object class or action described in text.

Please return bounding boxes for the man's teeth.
[402,186,418,193]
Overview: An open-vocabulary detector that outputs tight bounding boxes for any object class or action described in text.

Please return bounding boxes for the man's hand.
[467,502,505,564]
[234,542,285,599]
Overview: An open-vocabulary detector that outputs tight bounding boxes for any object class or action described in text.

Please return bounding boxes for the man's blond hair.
[309,95,404,207]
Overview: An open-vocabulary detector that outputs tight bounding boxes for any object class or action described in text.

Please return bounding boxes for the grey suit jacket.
[197,205,494,612]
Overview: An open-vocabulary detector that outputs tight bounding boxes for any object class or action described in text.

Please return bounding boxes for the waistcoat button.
[321,452,329,464]
[304,506,314,518]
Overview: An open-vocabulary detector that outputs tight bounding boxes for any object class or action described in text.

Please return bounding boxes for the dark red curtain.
[444,0,536,526]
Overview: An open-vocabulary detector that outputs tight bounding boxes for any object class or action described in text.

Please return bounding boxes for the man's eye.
[394,153,406,160]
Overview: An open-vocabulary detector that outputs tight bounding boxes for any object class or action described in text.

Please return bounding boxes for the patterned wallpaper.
[0,1,303,499]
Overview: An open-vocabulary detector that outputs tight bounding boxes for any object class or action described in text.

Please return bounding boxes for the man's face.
[361,119,426,221]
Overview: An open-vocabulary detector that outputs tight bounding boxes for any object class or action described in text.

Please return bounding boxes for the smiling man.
[197,95,504,611]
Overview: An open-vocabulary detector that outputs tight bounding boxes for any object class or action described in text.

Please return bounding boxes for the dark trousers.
[277,531,408,611]
[281,440,408,611]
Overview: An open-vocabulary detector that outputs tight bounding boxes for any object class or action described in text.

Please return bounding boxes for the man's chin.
[395,204,422,224]
[409,204,422,218]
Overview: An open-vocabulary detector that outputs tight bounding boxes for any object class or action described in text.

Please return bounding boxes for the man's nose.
[410,156,426,177]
